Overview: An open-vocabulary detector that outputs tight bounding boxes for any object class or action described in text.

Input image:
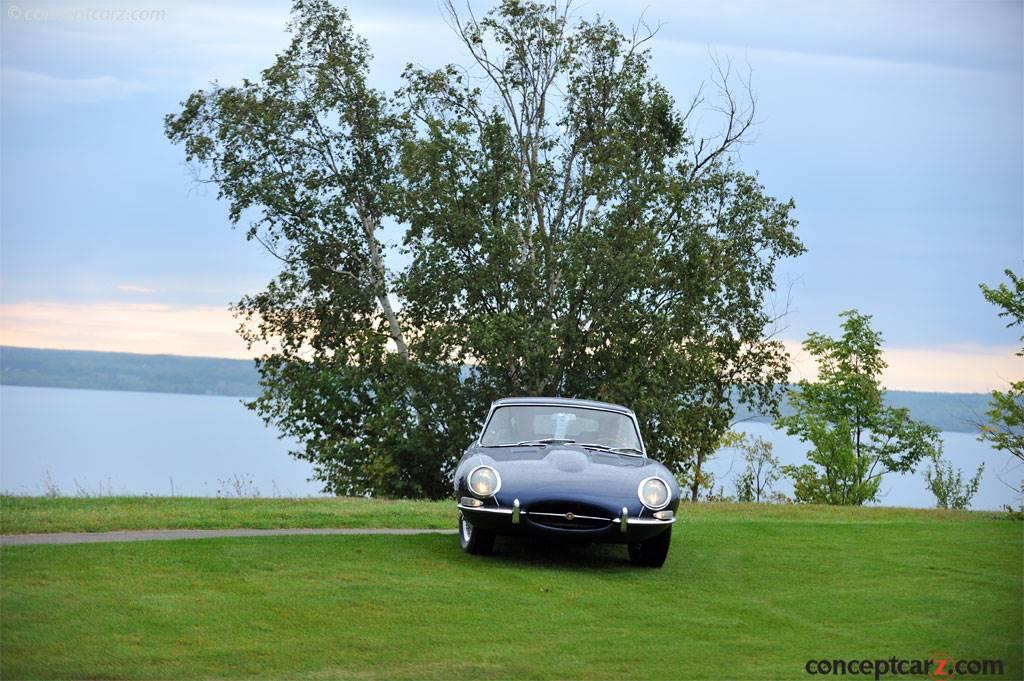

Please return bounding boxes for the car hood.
[462,444,680,511]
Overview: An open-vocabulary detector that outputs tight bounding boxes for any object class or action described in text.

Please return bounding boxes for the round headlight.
[468,465,500,498]
[638,476,670,510]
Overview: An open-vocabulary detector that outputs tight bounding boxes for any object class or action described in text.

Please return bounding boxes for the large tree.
[166,0,803,499]
[979,269,1024,464]
[399,0,803,499]
[776,310,941,505]
[165,0,470,498]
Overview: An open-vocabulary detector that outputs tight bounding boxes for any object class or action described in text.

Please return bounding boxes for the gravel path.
[0,528,458,546]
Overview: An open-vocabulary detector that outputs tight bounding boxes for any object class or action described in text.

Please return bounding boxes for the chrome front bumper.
[457,497,676,535]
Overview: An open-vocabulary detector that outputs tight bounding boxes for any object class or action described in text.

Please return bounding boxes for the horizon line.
[0,344,998,397]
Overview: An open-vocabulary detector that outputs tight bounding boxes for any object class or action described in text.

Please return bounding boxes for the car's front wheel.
[458,512,496,555]
[628,527,671,567]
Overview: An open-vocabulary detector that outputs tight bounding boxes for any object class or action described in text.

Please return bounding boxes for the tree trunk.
[359,209,409,359]
[690,452,705,502]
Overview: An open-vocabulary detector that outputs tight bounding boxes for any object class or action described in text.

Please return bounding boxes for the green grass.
[1,495,1010,535]
[1,503,1021,680]
[0,495,453,534]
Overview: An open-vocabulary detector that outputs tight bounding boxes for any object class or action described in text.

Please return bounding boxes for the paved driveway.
[0,528,457,546]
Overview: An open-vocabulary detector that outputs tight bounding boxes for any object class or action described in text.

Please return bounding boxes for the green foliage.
[398,0,802,487]
[923,450,984,510]
[165,0,469,498]
[249,355,473,498]
[776,310,941,505]
[980,384,1024,463]
[677,430,742,502]
[1004,482,1024,520]
[980,269,1024,341]
[979,269,1024,464]
[165,0,802,498]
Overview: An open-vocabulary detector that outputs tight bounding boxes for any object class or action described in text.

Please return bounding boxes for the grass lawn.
[0,496,453,534]
[1,502,1021,680]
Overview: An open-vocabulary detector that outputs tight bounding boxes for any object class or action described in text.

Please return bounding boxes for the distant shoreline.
[0,345,260,398]
[0,383,253,400]
[0,345,992,433]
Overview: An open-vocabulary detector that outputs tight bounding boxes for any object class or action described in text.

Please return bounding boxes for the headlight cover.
[468,465,501,498]
[638,476,671,510]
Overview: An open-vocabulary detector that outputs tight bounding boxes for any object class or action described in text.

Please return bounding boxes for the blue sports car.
[454,397,680,567]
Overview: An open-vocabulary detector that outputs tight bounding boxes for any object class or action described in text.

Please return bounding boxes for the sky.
[0,0,1021,392]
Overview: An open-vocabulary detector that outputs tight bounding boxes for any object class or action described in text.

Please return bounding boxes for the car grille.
[526,501,613,531]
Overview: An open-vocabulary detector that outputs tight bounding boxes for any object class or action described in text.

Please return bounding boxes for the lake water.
[0,385,321,497]
[0,385,1020,510]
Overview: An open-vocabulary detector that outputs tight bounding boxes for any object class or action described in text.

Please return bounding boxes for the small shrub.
[1002,481,1024,520]
[216,474,261,498]
[924,451,983,510]
[41,471,61,498]
[734,436,782,503]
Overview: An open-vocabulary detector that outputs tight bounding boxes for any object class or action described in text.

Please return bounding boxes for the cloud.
[783,340,1020,393]
[630,0,1022,74]
[0,1,453,97]
[116,284,156,294]
[1,68,152,111]
[0,301,259,359]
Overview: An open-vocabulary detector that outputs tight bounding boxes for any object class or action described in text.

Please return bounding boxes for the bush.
[923,450,984,510]
[734,436,781,503]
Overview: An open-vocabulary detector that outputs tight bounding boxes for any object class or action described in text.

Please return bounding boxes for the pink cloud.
[783,340,1020,393]
[0,301,257,359]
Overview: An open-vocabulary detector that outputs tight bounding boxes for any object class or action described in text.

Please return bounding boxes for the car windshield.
[480,404,643,452]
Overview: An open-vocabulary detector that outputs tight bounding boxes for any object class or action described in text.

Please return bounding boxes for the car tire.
[459,512,496,555]
[628,527,671,567]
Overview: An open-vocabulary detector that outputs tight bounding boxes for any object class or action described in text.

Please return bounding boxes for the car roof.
[490,396,634,415]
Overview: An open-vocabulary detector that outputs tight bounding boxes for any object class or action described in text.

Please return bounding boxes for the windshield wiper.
[518,438,576,446]
[578,443,645,457]
[487,438,577,448]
